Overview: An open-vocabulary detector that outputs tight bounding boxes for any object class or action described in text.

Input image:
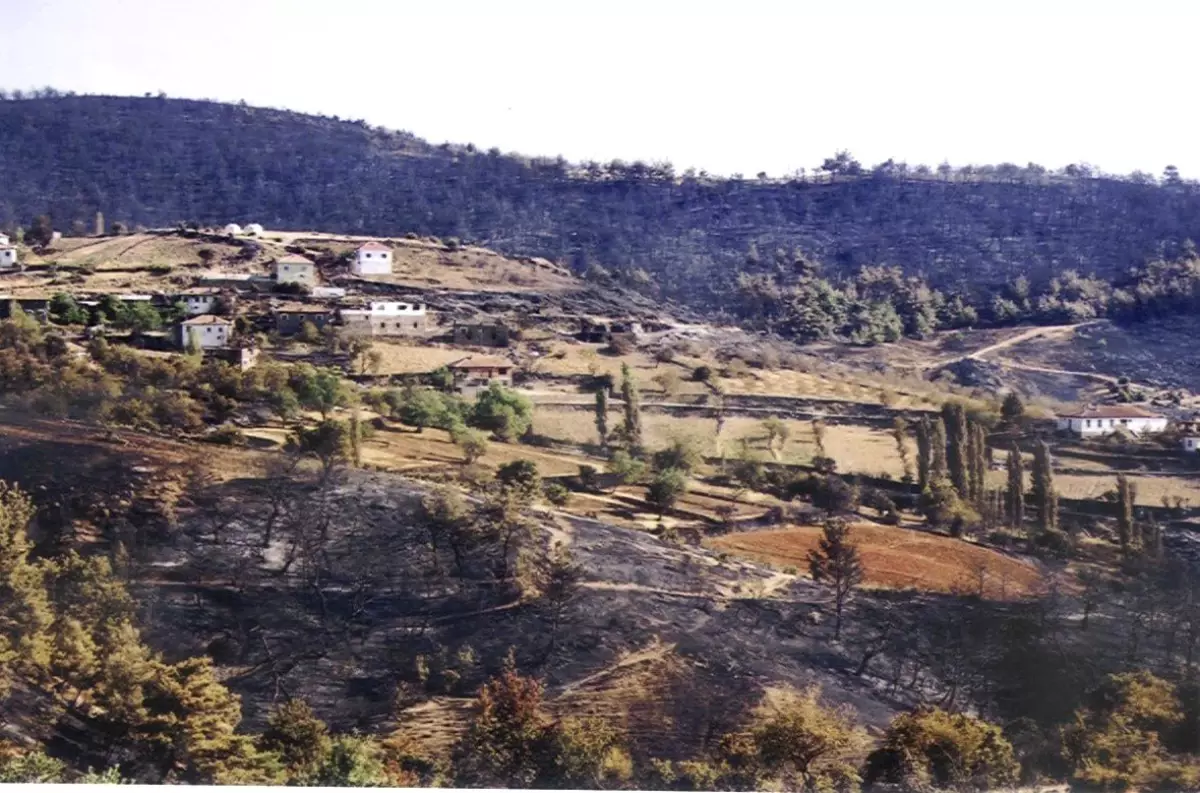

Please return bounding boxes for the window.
[1085,420,1091,428]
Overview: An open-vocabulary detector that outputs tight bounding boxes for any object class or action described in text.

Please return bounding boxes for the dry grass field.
[531,408,917,479]
[369,341,484,375]
[708,522,1043,600]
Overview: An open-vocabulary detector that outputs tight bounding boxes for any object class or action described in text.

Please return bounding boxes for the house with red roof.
[352,241,393,276]
[1055,405,1168,437]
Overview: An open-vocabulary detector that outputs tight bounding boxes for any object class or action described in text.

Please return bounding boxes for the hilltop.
[5,94,1200,312]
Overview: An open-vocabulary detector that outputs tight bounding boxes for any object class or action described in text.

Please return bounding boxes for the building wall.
[454,324,510,347]
[276,312,332,336]
[276,263,315,285]
[182,296,217,316]
[183,324,230,349]
[353,251,393,275]
[1184,437,1200,453]
[1059,416,1169,436]
[0,248,17,268]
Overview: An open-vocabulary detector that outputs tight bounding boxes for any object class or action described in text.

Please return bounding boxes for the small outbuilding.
[453,321,510,348]
[274,303,335,336]
[1184,437,1200,454]
[244,223,265,237]
[0,248,17,269]
[223,223,243,236]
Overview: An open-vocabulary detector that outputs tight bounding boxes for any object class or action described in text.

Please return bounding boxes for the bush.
[543,481,571,507]
[692,365,713,383]
[865,706,1019,792]
[205,425,247,446]
[471,384,534,442]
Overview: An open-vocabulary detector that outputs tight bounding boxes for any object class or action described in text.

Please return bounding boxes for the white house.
[352,242,393,275]
[311,286,347,299]
[275,255,316,286]
[0,248,17,269]
[448,355,514,397]
[339,300,428,336]
[176,288,222,316]
[180,315,234,349]
[1056,405,1169,437]
[223,223,243,236]
[244,223,264,236]
[1184,437,1200,454]
[0,233,9,246]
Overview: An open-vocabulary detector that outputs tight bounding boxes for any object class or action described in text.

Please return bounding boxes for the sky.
[2,0,1198,178]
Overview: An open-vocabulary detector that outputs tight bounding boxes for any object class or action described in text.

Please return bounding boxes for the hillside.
[5,94,1200,310]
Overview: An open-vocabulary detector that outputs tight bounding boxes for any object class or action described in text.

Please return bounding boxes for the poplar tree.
[1030,440,1058,534]
[593,388,608,450]
[915,417,932,490]
[942,402,969,498]
[1004,444,1025,532]
[619,364,642,453]
[1116,474,1136,553]
[892,417,913,482]
[930,417,948,484]
[969,421,988,505]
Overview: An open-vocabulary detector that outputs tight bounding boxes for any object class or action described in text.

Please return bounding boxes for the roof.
[276,255,314,266]
[274,303,331,314]
[176,287,223,296]
[356,242,391,253]
[1059,405,1165,420]
[449,355,514,370]
[181,314,234,326]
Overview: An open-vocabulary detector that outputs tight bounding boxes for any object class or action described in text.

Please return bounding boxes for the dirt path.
[913,322,1098,373]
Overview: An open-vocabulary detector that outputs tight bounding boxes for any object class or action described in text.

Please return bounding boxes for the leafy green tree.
[891,417,913,482]
[0,750,66,782]
[310,735,400,787]
[1001,391,1025,427]
[495,459,541,504]
[761,416,790,460]
[290,419,352,479]
[646,467,688,517]
[921,477,979,536]
[454,654,551,787]
[398,388,447,433]
[651,436,703,475]
[743,686,868,792]
[806,517,864,640]
[942,402,970,498]
[48,292,89,326]
[451,426,489,465]
[608,449,646,487]
[471,383,533,442]
[1062,671,1191,791]
[865,706,1020,792]
[289,364,351,419]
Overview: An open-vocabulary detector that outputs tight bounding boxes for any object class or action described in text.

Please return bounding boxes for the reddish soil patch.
[708,522,1042,600]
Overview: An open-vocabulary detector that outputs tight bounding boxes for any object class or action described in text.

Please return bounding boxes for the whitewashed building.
[176,289,222,316]
[311,286,347,299]
[0,247,17,269]
[352,241,393,275]
[0,233,9,246]
[340,299,428,336]
[1184,437,1200,454]
[1056,405,1169,437]
[180,315,234,349]
[244,223,264,236]
[223,223,243,236]
[275,255,316,286]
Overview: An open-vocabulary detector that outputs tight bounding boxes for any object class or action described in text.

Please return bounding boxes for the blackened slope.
[4,95,1200,303]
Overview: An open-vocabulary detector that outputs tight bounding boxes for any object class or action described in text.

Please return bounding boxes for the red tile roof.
[1059,405,1164,419]
[277,255,313,265]
[181,314,233,325]
[356,241,391,252]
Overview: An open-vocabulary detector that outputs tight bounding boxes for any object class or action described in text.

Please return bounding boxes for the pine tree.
[1004,444,1025,532]
[806,517,865,640]
[593,388,608,450]
[0,482,54,695]
[259,699,330,782]
[1030,440,1058,534]
[619,363,642,453]
[1001,391,1025,428]
[1116,474,1136,553]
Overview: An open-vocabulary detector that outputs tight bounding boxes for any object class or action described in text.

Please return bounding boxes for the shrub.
[471,384,534,441]
[865,706,1019,791]
[692,365,713,383]
[206,425,246,446]
[543,481,571,507]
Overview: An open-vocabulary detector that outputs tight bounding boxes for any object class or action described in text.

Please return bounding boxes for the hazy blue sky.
[2,0,1197,177]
